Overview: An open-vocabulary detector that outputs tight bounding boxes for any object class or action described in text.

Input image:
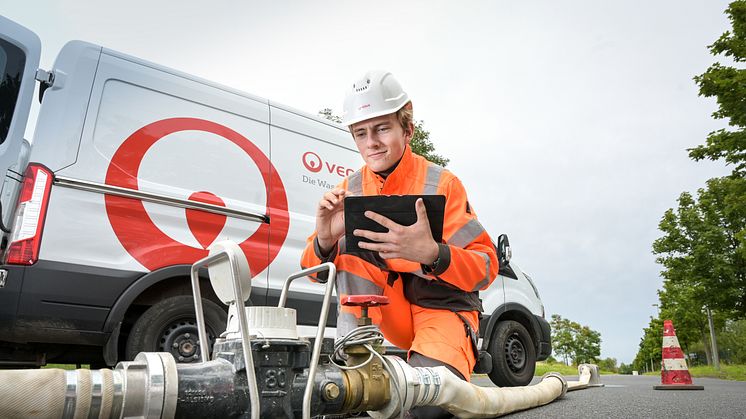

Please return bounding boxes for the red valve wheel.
[341,295,390,307]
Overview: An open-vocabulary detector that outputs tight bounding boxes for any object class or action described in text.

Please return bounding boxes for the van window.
[0,38,26,145]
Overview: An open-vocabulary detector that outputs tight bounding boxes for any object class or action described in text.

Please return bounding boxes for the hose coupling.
[541,372,568,398]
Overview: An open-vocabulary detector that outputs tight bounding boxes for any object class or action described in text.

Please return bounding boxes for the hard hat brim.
[342,99,410,127]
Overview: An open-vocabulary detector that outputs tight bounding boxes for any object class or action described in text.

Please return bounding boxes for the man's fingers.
[415,198,429,223]
[353,229,387,242]
[331,188,350,198]
[358,241,395,253]
[364,210,398,230]
[321,189,351,210]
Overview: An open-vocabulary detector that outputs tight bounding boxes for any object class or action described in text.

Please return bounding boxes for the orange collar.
[362,146,417,194]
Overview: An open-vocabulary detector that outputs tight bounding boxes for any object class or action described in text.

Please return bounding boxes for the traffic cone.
[653,319,704,390]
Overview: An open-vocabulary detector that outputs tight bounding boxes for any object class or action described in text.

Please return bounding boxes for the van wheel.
[125,295,227,363]
[487,320,536,387]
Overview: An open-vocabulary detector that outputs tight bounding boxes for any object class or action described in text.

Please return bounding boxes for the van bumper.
[535,314,552,361]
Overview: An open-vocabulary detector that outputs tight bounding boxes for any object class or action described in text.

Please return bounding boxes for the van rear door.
[0,16,40,232]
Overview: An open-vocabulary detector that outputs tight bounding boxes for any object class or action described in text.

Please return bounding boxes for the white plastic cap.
[342,70,410,126]
[207,240,252,305]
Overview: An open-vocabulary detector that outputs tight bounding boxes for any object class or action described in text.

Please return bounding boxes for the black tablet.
[343,195,446,254]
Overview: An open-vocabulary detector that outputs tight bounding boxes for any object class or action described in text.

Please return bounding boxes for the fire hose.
[0,241,600,418]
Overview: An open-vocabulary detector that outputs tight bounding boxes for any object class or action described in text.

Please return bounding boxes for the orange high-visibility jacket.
[301,146,499,299]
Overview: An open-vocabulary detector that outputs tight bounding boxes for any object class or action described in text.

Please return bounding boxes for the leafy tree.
[720,319,746,363]
[657,280,715,364]
[618,363,633,375]
[597,357,618,373]
[409,120,449,167]
[653,178,746,319]
[574,325,602,364]
[632,317,663,373]
[550,315,574,365]
[640,1,746,370]
[690,1,746,175]
[318,109,449,166]
[550,314,601,365]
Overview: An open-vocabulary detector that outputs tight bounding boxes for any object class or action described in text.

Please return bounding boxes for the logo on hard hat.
[302,151,323,173]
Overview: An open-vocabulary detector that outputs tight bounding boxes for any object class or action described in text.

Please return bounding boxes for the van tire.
[125,295,227,363]
[487,320,536,387]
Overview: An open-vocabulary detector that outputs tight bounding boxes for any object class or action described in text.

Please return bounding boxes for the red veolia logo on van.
[104,117,289,274]
[302,151,355,177]
[302,152,323,173]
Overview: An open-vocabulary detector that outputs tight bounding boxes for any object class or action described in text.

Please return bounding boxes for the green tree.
[318,109,449,166]
[657,279,715,364]
[642,1,746,370]
[690,1,746,175]
[550,314,601,365]
[653,178,746,319]
[618,363,633,375]
[409,120,449,167]
[550,314,575,365]
[597,357,618,373]
[632,317,663,373]
[720,319,746,363]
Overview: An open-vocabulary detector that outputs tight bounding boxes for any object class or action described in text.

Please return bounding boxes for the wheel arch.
[102,264,224,365]
[483,303,541,353]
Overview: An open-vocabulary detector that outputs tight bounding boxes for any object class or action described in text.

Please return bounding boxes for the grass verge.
[44,364,90,370]
[689,364,746,381]
[639,364,745,381]
[534,362,582,376]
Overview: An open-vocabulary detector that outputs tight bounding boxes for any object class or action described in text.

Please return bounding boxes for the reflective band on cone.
[653,319,704,391]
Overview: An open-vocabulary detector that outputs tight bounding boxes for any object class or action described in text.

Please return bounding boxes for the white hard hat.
[342,70,410,126]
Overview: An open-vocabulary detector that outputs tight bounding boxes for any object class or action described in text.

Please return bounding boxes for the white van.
[0,16,549,386]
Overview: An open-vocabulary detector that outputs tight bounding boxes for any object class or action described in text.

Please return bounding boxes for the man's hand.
[316,188,349,254]
[353,198,439,265]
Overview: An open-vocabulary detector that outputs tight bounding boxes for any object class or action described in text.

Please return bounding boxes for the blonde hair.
[396,101,414,135]
[349,101,414,136]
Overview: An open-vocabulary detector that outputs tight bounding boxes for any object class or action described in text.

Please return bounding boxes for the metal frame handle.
[278,262,337,419]
[190,250,260,419]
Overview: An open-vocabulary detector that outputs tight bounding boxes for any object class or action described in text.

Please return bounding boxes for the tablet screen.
[343,195,445,254]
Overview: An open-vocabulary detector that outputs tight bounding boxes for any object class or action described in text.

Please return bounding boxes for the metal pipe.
[190,250,260,419]
[277,262,337,419]
[278,262,336,308]
[228,254,261,419]
[706,306,720,370]
[189,254,217,363]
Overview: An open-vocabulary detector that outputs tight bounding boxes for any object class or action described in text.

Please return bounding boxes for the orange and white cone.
[653,319,704,390]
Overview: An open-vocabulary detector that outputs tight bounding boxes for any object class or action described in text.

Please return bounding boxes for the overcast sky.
[2,1,734,364]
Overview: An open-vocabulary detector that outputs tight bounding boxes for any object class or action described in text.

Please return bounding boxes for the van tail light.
[6,164,53,265]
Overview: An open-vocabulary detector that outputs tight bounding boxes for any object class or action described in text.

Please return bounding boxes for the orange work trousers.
[334,248,478,381]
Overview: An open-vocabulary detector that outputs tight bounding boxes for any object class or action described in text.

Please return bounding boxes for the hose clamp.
[541,372,568,398]
[63,370,77,417]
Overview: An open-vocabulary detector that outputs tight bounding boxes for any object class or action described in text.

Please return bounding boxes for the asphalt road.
[471,374,746,418]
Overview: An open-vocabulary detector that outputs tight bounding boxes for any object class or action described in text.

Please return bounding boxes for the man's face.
[350,113,411,173]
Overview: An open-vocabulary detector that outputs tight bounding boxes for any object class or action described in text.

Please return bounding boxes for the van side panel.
[267,106,361,324]
[42,50,273,290]
[28,41,102,172]
[502,265,542,316]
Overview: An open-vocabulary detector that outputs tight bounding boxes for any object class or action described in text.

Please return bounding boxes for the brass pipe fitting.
[339,345,391,413]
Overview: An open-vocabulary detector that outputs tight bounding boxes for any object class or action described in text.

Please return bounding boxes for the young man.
[301,71,498,417]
